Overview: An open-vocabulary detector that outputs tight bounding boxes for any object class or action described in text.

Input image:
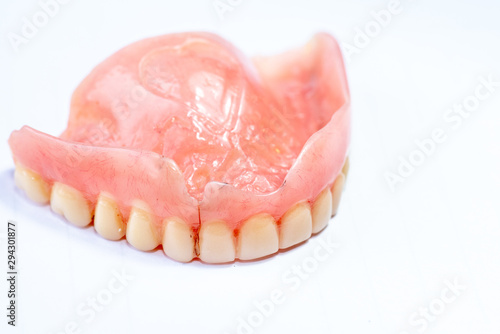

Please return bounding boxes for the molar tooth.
[162,217,195,263]
[50,182,92,227]
[331,173,346,217]
[311,187,332,234]
[14,165,50,204]
[126,201,160,251]
[237,213,278,260]
[342,156,350,179]
[279,202,312,249]
[94,193,125,241]
[199,220,235,263]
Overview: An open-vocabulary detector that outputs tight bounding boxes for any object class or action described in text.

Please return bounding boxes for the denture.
[9,32,350,263]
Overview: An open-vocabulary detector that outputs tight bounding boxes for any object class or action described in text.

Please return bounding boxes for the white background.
[1,0,500,333]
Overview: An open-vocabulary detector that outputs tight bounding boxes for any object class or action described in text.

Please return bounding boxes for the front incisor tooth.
[237,213,279,260]
[94,193,125,241]
[162,217,195,262]
[279,202,312,249]
[199,220,235,263]
[14,165,50,204]
[331,173,346,217]
[50,182,92,227]
[311,187,332,234]
[126,203,160,251]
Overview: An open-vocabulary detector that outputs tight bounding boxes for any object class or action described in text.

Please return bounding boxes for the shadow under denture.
[0,169,17,210]
[11,157,349,264]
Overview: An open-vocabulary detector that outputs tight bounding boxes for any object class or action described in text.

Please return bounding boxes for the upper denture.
[9,32,350,262]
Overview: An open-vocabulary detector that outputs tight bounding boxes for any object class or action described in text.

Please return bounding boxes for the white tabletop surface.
[1,0,499,333]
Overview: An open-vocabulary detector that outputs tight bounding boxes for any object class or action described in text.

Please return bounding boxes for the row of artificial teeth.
[13,158,348,263]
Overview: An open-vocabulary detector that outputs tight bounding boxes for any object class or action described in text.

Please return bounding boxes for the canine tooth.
[331,173,346,217]
[50,182,92,227]
[126,202,160,251]
[94,193,125,240]
[279,202,312,249]
[14,165,50,204]
[199,220,235,263]
[162,217,195,262]
[311,187,332,234]
[237,213,279,260]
